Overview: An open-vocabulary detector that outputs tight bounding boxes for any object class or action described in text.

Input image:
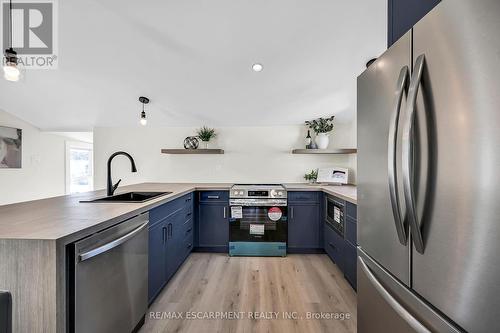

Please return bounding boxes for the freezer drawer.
[357,249,461,333]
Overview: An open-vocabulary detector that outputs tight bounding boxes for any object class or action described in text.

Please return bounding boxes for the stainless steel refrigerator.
[357,1,500,332]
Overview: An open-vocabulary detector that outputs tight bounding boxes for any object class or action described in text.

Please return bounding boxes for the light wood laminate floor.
[140,253,357,333]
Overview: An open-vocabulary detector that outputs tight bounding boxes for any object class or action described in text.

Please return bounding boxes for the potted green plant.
[304,169,318,184]
[196,126,217,149]
[305,116,334,149]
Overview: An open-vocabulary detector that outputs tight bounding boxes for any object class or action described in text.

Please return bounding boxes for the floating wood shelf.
[291,148,357,154]
[161,149,225,154]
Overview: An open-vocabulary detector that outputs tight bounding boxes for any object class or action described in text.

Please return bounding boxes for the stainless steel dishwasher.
[70,213,149,333]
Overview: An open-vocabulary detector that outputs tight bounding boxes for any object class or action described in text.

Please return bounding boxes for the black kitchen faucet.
[107,151,137,196]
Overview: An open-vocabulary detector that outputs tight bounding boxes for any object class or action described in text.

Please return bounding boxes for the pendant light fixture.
[139,96,149,126]
[3,0,20,82]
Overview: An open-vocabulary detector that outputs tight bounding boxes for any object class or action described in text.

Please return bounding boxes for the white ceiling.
[0,0,386,130]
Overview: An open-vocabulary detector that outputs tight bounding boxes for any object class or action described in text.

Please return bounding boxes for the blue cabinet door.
[148,194,196,303]
[180,218,194,261]
[344,241,357,291]
[324,223,345,271]
[198,203,228,250]
[148,221,167,303]
[164,221,176,283]
[388,0,440,47]
[172,207,189,272]
[164,208,184,282]
[288,204,321,251]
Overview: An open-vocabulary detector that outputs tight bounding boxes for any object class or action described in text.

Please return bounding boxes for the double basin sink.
[81,191,172,203]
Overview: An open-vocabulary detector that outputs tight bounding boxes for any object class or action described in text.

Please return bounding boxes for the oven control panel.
[232,190,245,197]
[230,185,287,199]
[249,190,268,197]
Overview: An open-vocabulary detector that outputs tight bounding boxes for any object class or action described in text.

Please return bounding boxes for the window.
[66,142,93,194]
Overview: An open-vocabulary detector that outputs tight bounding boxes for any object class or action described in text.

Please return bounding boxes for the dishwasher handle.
[79,221,149,262]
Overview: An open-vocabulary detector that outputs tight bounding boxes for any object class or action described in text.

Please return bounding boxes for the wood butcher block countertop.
[0,182,356,241]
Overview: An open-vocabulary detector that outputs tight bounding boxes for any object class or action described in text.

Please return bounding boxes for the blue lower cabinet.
[345,217,357,246]
[344,241,357,290]
[180,219,194,260]
[288,203,321,252]
[198,202,229,252]
[324,223,345,271]
[148,194,195,304]
[167,208,185,281]
[148,221,167,303]
[323,198,357,291]
[164,222,177,284]
[288,191,320,203]
[182,232,194,260]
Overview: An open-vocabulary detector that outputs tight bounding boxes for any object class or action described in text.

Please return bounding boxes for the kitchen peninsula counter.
[0,182,356,332]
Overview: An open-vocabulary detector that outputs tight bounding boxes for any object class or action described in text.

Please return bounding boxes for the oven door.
[229,199,287,243]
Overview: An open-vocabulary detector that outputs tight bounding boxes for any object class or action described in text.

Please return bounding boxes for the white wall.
[0,110,88,205]
[93,123,357,189]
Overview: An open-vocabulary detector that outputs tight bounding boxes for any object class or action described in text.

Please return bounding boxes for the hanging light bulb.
[3,0,20,82]
[140,110,147,126]
[139,96,150,126]
[3,48,20,82]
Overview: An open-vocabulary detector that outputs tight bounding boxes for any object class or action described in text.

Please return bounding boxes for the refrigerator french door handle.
[402,54,426,254]
[388,66,409,245]
[359,257,431,333]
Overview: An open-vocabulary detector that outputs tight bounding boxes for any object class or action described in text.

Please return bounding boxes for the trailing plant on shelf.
[196,126,217,148]
[305,116,334,149]
[304,169,318,183]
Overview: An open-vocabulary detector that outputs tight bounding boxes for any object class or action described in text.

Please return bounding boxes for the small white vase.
[316,133,330,149]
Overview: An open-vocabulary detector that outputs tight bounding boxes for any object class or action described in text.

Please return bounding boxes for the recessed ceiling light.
[252,63,263,72]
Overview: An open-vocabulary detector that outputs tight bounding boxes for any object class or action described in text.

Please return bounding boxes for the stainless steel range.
[229,184,287,257]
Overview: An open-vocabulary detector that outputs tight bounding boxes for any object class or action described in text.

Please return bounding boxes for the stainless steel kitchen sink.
[80,191,172,203]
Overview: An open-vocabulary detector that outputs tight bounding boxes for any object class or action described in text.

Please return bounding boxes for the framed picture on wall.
[0,126,22,168]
